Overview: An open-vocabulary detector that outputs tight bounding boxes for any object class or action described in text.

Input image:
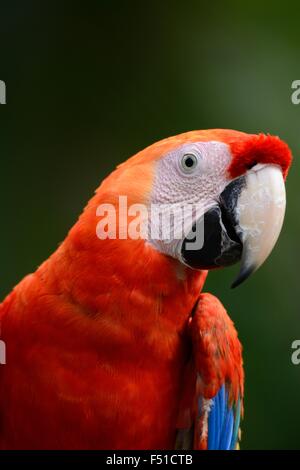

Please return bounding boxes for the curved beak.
[181,164,286,287]
[230,164,286,287]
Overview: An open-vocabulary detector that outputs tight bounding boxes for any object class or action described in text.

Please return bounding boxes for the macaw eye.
[181,153,198,173]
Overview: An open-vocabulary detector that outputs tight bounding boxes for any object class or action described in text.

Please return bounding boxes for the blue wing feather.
[207,385,240,450]
[216,385,224,446]
[219,407,234,450]
[230,397,241,450]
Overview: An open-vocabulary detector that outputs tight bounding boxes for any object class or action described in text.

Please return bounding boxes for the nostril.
[246,160,258,170]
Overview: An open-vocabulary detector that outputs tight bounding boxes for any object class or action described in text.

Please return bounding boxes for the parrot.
[0,129,292,450]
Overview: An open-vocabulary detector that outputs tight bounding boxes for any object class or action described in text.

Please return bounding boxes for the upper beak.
[229,164,286,287]
[181,164,286,287]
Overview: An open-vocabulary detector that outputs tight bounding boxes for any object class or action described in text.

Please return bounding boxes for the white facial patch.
[148,141,232,260]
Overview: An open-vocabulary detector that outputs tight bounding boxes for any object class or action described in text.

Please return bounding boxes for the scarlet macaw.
[0,129,292,449]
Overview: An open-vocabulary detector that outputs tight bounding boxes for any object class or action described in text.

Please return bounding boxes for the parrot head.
[94,129,292,288]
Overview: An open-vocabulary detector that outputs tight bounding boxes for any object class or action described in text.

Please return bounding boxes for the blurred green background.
[1,0,299,449]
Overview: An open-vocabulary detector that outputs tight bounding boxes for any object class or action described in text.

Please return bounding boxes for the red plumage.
[228,133,292,179]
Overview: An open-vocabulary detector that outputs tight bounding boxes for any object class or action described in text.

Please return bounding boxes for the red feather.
[228,133,292,180]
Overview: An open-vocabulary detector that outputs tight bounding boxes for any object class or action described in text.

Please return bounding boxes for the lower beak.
[181,164,286,287]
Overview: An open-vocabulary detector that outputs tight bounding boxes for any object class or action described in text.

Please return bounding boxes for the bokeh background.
[1,0,299,449]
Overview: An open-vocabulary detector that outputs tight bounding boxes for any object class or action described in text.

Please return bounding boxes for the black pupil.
[185,156,195,168]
